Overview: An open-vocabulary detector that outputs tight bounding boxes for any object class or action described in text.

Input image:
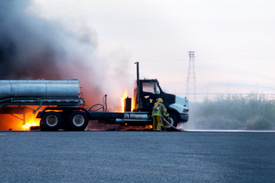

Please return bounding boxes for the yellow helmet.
[157,98,163,103]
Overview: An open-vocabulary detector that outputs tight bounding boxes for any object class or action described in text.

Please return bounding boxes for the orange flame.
[22,113,40,131]
[131,96,135,112]
[120,90,128,112]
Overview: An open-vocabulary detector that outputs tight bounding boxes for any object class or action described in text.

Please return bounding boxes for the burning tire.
[40,112,61,131]
[67,111,89,131]
[163,113,178,131]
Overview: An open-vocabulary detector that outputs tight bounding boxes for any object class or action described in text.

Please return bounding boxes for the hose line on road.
[162,117,184,131]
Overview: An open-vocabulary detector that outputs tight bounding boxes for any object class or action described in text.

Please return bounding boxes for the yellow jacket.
[152,102,168,117]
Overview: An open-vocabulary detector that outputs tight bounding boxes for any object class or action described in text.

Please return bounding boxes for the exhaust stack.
[134,62,141,110]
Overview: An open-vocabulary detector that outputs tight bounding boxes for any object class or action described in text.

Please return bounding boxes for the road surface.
[0,131,275,182]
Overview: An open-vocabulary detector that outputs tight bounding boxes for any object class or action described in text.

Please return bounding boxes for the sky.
[29,0,275,97]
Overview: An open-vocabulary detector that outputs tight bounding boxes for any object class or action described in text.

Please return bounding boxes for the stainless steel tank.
[0,80,79,100]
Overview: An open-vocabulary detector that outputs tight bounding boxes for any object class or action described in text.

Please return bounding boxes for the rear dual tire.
[67,111,89,131]
[40,112,61,131]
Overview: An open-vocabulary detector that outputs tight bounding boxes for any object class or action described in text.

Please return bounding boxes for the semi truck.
[0,62,189,131]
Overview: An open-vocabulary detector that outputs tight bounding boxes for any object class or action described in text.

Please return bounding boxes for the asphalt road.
[0,131,275,183]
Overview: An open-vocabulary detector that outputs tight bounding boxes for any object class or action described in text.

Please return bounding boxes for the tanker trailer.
[0,80,86,131]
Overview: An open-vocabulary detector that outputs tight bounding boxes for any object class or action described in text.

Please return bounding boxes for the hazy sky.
[30,0,275,96]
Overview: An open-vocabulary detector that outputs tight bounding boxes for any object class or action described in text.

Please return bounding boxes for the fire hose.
[162,117,184,131]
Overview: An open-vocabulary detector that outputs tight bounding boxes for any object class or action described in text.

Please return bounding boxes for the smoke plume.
[0,0,132,107]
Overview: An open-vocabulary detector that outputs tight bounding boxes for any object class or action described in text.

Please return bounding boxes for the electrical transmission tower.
[186,51,196,101]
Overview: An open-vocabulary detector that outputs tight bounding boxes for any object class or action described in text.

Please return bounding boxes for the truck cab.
[133,79,189,127]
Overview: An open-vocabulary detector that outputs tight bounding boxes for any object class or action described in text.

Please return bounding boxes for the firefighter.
[152,98,169,131]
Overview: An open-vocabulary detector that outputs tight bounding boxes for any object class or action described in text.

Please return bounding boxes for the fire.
[131,96,136,111]
[120,90,136,112]
[22,113,40,130]
[121,90,128,112]
[22,123,36,130]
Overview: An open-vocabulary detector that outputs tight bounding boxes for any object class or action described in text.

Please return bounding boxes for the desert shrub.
[189,94,275,130]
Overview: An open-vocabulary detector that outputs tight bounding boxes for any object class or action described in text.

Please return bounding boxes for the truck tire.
[40,112,62,131]
[67,111,89,131]
[164,113,178,131]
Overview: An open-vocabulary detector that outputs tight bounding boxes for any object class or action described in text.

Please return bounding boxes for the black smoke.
[0,0,104,104]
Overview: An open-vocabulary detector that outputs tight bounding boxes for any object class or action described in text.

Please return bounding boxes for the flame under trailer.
[0,62,189,131]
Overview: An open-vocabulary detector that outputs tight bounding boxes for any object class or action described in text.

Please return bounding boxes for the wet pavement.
[0,131,275,182]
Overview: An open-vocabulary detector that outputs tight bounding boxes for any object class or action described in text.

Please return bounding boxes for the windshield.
[142,82,160,94]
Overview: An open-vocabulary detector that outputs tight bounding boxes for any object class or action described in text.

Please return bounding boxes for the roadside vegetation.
[189,93,275,130]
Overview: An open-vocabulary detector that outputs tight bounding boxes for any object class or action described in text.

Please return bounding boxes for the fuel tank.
[0,80,79,100]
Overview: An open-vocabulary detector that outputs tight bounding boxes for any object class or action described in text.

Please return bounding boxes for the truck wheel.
[68,111,89,131]
[40,112,61,131]
[164,113,178,131]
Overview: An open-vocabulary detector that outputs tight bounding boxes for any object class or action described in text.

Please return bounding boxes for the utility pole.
[186,51,196,101]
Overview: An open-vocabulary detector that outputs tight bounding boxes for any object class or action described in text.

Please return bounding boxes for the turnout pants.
[153,116,162,131]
